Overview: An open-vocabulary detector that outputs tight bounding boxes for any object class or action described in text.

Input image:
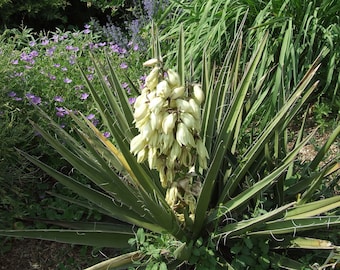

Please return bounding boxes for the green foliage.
[156,0,340,112]
[0,24,144,236]
[0,0,68,29]
[230,237,271,270]
[0,3,339,270]
[2,25,338,269]
[81,0,125,12]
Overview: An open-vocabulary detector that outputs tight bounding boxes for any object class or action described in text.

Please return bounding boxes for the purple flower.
[31,96,41,105]
[110,44,121,53]
[11,59,18,65]
[80,93,89,100]
[103,132,111,138]
[61,67,68,72]
[92,119,99,126]
[30,50,38,57]
[133,44,139,51]
[54,63,61,68]
[86,74,94,81]
[52,35,59,43]
[20,52,31,62]
[120,62,128,69]
[69,55,76,65]
[54,96,64,102]
[49,74,56,80]
[56,107,68,117]
[46,46,56,57]
[83,29,91,34]
[66,45,79,52]
[13,72,23,77]
[64,77,72,84]
[86,114,95,120]
[8,91,17,97]
[121,82,129,89]
[14,97,23,101]
[129,97,136,104]
[26,93,41,105]
[41,38,49,46]
[119,48,127,55]
[74,85,84,91]
[29,40,36,47]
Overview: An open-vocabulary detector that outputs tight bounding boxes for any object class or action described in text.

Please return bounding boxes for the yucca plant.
[1,24,339,269]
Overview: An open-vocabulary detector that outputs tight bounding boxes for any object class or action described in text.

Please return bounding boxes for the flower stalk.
[130,59,209,221]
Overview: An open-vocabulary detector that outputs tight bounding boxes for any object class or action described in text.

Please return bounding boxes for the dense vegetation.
[0,0,339,269]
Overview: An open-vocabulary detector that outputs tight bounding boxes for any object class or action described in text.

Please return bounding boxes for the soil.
[0,127,338,270]
[0,238,117,270]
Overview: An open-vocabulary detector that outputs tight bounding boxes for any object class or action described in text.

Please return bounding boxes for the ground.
[0,238,118,270]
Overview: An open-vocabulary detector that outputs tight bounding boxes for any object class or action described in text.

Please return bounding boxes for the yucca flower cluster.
[130,58,209,218]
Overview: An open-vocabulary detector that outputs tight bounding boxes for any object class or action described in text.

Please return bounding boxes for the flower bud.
[160,133,175,153]
[170,86,185,100]
[148,132,159,146]
[134,113,150,130]
[180,112,197,130]
[133,102,149,122]
[176,122,195,147]
[140,122,155,139]
[198,156,208,170]
[159,168,168,188]
[143,58,159,67]
[149,96,166,114]
[137,148,148,163]
[189,98,200,119]
[192,84,204,104]
[162,113,176,134]
[196,139,209,169]
[166,69,181,88]
[134,93,147,109]
[130,134,147,155]
[165,184,178,206]
[180,148,193,167]
[146,77,158,90]
[148,147,158,169]
[169,141,182,162]
[156,80,171,99]
[145,66,160,83]
[176,99,193,113]
[150,112,162,130]
[196,138,209,158]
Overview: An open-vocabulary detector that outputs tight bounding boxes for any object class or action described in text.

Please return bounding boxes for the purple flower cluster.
[142,0,169,20]
[7,91,22,101]
[6,22,139,138]
[20,50,39,66]
[56,107,69,117]
[86,113,99,126]
[26,93,42,105]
